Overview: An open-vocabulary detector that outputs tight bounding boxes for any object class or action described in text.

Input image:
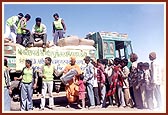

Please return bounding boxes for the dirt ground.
[10,91,165,113]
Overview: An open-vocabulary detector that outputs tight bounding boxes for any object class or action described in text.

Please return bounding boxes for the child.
[78,74,86,109]
[120,58,134,108]
[136,62,147,109]
[133,62,143,109]
[143,62,154,110]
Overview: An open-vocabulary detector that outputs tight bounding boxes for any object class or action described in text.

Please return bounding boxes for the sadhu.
[60,56,82,107]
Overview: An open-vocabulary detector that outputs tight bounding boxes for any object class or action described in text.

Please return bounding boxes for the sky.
[2,2,165,67]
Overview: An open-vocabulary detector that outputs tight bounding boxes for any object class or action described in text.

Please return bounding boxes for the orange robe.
[64,64,82,103]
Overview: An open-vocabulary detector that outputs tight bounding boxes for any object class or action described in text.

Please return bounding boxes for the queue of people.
[3,52,163,111]
[4,13,66,47]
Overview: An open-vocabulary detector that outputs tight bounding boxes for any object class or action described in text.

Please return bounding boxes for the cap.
[18,13,24,17]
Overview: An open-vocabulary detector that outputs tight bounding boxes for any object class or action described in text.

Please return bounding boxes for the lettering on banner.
[16,47,89,71]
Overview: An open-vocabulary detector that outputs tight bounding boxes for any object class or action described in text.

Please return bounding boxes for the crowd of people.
[4,12,66,47]
[3,52,163,111]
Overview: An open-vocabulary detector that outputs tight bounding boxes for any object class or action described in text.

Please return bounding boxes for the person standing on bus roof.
[52,13,66,45]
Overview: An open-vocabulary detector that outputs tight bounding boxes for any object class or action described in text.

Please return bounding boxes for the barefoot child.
[78,74,86,109]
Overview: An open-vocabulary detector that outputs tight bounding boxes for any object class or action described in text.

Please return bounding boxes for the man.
[91,58,101,107]
[4,13,24,43]
[52,13,66,45]
[15,60,38,111]
[149,52,162,109]
[30,17,47,48]
[40,57,58,110]
[3,58,12,111]
[63,56,82,108]
[96,59,106,108]
[83,56,96,109]
[128,53,138,107]
[16,14,32,47]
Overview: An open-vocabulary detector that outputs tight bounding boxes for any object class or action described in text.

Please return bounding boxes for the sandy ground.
[10,90,166,113]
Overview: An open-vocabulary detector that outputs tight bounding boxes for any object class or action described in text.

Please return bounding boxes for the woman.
[15,60,37,111]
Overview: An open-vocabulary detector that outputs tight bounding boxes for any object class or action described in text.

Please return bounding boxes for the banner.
[16,47,95,71]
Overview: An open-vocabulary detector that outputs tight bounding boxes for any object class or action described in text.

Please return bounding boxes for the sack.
[34,40,43,47]
[48,41,55,47]
[58,36,79,47]
[22,36,30,47]
[33,39,49,47]
[79,39,95,46]
[121,34,128,39]
[60,69,78,85]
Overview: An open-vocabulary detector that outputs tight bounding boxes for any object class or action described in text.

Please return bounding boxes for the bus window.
[103,42,108,54]
[120,48,125,59]
[115,48,125,59]
[125,41,133,59]
[109,42,114,55]
[127,44,132,56]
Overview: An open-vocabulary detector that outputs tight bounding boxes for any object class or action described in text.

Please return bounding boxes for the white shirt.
[93,68,98,87]
[121,66,130,88]
[132,61,137,70]
[105,66,113,78]
[144,69,154,90]
[144,69,151,83]
[150,60,162,85]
